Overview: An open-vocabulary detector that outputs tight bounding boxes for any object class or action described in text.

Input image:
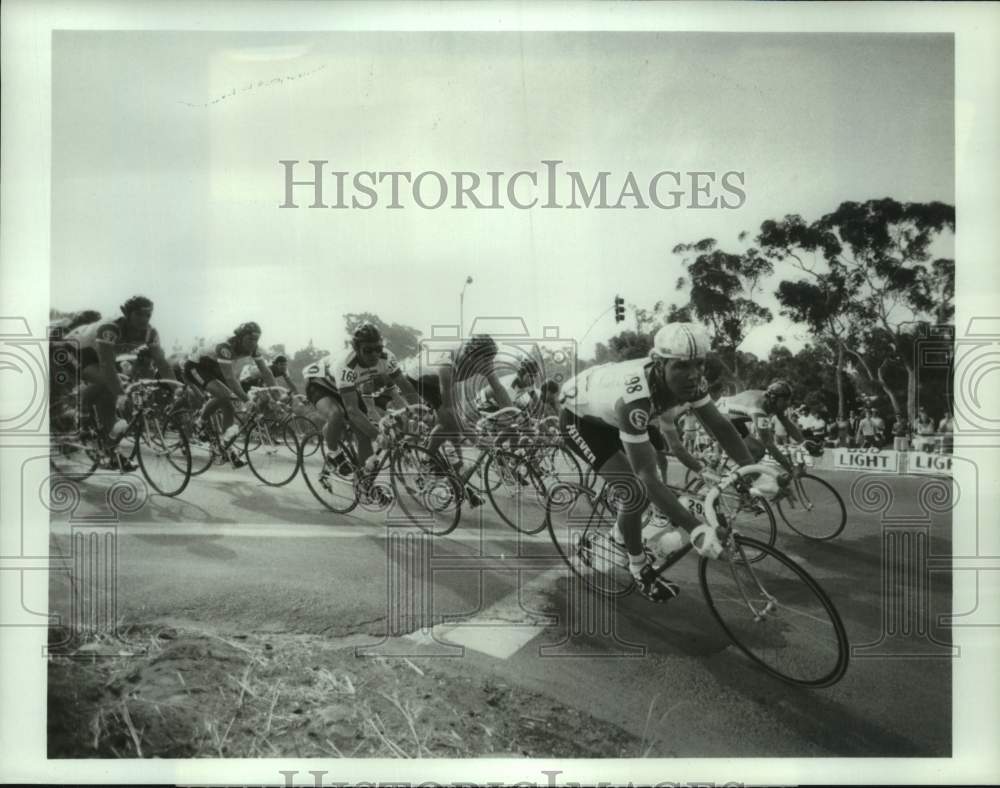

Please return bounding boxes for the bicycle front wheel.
[244,420,300,487]
[136,413,192,497]
[299,430,360,514]
[776,473,847,541]
[699,536,849,688]
[390,444,462,535]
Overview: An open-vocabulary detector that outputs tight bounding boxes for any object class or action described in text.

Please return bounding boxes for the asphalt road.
[49,456,954,757]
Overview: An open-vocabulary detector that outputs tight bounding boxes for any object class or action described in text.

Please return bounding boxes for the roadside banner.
[906,451,953,476]
[832,448,900,473]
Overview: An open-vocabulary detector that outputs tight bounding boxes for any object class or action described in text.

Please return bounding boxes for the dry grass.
[48,623,641,759]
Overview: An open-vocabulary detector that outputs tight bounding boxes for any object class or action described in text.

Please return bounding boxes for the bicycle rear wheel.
[390,443,462,536]
[776,473,847,541]
[698,535,849,687]
[545,482,634,598]
[136,413,192,497]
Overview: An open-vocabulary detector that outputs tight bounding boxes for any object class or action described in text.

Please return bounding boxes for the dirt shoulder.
[48,624,641,759]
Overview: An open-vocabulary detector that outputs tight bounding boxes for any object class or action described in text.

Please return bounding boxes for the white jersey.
[302,348,401,392]
[561,358,710,433]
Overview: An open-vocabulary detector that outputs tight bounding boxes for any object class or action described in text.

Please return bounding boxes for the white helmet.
[650,322,711,360]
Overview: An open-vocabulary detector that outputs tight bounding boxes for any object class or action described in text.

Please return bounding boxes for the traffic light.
[613,295,625,323]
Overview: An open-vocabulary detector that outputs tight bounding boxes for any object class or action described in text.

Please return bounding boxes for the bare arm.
[694,401,755,466]
[659,415,702,472]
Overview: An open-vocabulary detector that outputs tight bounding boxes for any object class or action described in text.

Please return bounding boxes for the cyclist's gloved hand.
[691,524,725,559]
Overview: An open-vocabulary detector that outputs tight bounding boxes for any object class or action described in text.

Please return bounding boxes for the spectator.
[856,409,879,448]
[914,407,936,452]
[891,413,909,451]
[848,409,863,447]
[938,412,954,454]
[836,414,851,448]
[871,410,886,448]
[811,410,829,446]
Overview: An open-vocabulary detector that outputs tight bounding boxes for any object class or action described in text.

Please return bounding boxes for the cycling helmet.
[519,358,540,376]
[466,334,498,360]
[764,379,793,401]
[352,322,383,346]
[649,322,711,360]
[234,321,261,338]
[120,295,153,316]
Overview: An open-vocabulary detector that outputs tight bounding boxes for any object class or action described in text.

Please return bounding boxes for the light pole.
[459,275,473,337]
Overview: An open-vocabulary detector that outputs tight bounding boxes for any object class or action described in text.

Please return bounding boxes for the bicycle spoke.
[699,536,849,687]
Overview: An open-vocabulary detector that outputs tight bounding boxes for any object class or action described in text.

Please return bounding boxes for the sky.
[51,31,954,361]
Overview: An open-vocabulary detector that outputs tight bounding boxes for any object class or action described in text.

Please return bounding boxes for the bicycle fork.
[727,542,779,622]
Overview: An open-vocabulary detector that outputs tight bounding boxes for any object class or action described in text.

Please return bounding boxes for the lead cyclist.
[559,322,780,603]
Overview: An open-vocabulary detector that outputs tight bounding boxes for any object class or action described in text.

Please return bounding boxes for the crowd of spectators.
[782,404,953,454]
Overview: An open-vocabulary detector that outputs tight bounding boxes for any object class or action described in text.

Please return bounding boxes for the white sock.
[628,553,647,578]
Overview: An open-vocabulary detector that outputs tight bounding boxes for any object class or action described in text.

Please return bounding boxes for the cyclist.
[559,322,773,603]
[539,379,562,418]
[183,321,276,466]
[715,381,822,474]
[239,353,298,395]
[302,322,421,496]
[63,296,178,465]
[403,333,515,459]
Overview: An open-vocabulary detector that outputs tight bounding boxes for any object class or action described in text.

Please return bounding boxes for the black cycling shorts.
[183,358,225,390]
[730,416,752,439]
[559,409,666,471]
[306,379,368,415]
[407,374,442,411]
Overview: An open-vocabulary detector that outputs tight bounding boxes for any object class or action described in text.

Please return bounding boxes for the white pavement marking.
[403,566,566,660]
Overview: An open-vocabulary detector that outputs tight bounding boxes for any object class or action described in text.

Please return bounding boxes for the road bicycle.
[298,404,463,532]
[50,378,192,497]
[184,386,303,486]
[685,445,847,542]
[545,463,849,688]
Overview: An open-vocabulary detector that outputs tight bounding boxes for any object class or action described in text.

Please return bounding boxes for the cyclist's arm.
[148,345,179,382]
[694,400,755,466]
[390,370,421,406]
[755,423,796,474]
[255,357,277,388]
[485,372,513,409]
[777,411,806,444]
[339,388,379,440]
[94,338,123,395]
[283,375,299,395]
[617,400,701,533]
[658,415,702,472]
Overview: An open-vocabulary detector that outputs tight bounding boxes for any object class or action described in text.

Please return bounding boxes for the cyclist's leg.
[79,362,117,438]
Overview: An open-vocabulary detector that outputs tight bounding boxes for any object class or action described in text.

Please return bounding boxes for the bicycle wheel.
[483,449,549,534]
[299,429,360,514]
[699,535,849,688]
[173,409,214,476]
[244,419,300,486]
[49,432,101,481]
[684,479,776,562]
[136,413,192,497]
[776,473,847,541]
[390,443,462,536]
[288,415,321,458]
[545,482,634,598]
